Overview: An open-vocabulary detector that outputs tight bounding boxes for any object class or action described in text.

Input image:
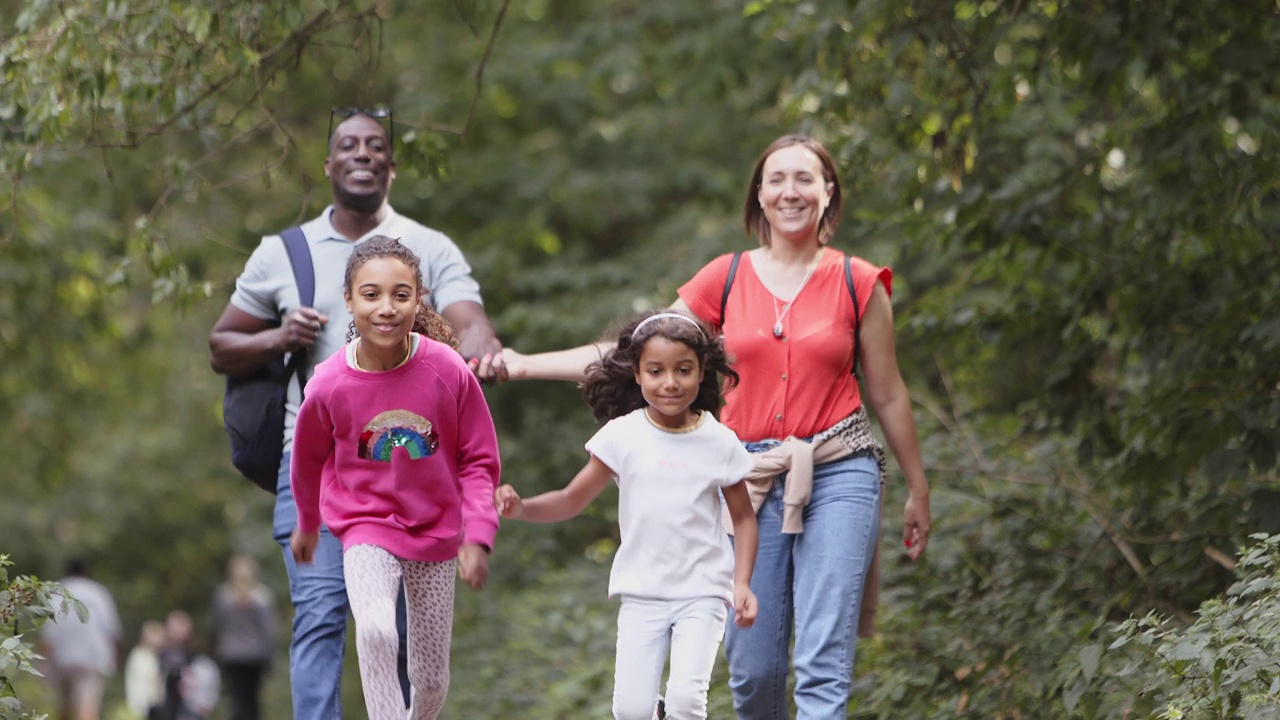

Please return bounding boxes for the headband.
[630,312,707,341]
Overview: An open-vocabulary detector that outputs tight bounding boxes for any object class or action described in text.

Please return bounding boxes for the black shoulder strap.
[844,256,861,377]
[720,251,743,327]
[279,227,314,391]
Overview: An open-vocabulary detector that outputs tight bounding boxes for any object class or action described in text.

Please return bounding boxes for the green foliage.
[0,555,79,720]
[1099,534,1280,719]
[1,0,1278,717]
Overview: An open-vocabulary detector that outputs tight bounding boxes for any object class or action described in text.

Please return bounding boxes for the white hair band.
[630,313,707,341]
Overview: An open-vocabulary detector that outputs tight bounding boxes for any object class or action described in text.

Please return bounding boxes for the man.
[208,110,505,719]
[39,557,122,720]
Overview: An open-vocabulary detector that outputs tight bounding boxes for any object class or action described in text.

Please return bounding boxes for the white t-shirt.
[40,576,122,676]
[586,408,754,603]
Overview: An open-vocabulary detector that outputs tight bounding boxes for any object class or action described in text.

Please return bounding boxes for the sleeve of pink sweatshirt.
[452,361,501,551]
[290,378,335,535]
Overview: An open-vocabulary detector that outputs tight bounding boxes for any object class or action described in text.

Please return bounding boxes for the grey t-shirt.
[230,205,483,451]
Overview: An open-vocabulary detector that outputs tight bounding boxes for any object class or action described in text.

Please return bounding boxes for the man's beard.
[334,185,386,215]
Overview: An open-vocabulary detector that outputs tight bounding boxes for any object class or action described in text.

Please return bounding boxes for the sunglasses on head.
[328,106,394,152]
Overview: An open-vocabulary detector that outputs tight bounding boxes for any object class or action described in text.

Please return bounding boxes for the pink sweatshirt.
[291,335,501,561]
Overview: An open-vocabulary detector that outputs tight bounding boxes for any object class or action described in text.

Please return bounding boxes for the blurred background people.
[124,620,166,719]
[210,555,277,720]
[39,556,123,720]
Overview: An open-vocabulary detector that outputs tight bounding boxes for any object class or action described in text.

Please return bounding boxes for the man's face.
[324,114,395,214]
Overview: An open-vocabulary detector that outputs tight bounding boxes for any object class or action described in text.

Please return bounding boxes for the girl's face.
[633,336,704,428]
[345,256,419,351]
[757,144,833,244]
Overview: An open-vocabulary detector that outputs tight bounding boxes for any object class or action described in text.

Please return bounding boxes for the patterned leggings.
[344,544,456,720]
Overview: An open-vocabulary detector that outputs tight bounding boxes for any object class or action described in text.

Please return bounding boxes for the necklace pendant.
[772,322,784,338]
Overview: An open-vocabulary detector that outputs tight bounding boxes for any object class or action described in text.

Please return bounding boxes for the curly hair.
[343,235,457,348]
[582,311,738,423]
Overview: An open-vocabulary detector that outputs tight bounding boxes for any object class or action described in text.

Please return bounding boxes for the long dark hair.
[343,235,457,348]
[582,311,737,423]
[742,134,844,247]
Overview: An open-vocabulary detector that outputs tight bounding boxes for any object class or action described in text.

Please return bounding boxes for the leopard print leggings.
[344,544,456,720]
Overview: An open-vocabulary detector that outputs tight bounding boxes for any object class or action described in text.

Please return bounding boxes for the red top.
[678,248,891,442]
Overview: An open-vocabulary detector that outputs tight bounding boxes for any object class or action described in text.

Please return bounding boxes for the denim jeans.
[273,452,411,719]
[724,450,881,719]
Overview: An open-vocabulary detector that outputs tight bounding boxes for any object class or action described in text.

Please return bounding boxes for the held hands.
[291,529,319,564]
[903,491,932,562]
[280,308,328,353]
[471,348,527,383]
[457,543,489,590]
[733,585,758,628]
[493,484,524,519]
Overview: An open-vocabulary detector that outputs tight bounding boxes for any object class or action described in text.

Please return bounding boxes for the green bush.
[0,555,80,720]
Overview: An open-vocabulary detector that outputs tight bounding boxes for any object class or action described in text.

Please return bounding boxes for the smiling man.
[208,109,504,719]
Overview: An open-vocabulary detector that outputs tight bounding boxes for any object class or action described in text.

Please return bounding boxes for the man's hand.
[280,308,329,353]
[457,543,489,589]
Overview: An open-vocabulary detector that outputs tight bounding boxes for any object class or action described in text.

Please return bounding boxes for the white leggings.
[612,596,729,720]
[344,544,456,720]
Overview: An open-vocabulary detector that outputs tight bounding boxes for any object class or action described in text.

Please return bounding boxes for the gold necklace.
[644,408,702,434]
[354,337,412,372]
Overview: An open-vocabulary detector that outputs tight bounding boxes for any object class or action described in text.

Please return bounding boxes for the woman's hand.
[493,484,524,519]
[733,585,758,628]
[457,544,490,589]
[290,529,319,564]
[903,491,932,562]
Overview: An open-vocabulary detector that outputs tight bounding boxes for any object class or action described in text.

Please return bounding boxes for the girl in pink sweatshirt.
[290,236,500,720]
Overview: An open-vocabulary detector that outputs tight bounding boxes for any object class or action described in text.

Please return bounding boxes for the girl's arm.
[494,455,614,523]
[722,482,758,591]
[858,282,932,561]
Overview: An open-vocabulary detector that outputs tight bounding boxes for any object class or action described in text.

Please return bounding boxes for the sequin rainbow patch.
[358,410,440,462]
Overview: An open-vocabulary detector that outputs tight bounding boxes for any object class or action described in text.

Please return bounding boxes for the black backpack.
[719,250,863,375]
[223,227,314,493]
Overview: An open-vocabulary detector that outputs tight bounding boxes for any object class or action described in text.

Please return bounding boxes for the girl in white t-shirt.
[495,311,759,720]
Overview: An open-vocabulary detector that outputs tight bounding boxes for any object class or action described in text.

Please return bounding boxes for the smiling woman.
[498,134,933,720]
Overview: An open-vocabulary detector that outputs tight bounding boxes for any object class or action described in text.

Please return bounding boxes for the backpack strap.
[279,227,314,392]
[720,251,743,327]
[844,256,861,377]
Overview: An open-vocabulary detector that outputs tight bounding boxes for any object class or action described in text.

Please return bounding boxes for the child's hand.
[493,484,524,519]
[291,529,319,565]
[457,543,489,589]
[733,586,758,628]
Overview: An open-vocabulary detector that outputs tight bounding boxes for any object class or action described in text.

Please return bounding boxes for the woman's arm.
[858,282,932,561]
[496,299,699,383]
[494,455,615,523]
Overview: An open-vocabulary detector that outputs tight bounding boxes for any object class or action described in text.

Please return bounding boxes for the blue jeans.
[724,451,881,719]
[273,453,410,719]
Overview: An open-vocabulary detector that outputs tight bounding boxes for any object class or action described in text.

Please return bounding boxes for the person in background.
[39,556,122,720]
[210,555,277,720]
[492,135,932,719]
[124,620,166,720]
[208,107,505,719]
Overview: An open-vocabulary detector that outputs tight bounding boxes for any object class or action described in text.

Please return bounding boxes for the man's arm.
[442,300,508,382]
[208,304,328,378]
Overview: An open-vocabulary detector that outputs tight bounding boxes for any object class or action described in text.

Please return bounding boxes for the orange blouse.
[678,248,891,442]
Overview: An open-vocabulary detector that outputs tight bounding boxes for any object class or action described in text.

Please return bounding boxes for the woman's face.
[757,144,833,244]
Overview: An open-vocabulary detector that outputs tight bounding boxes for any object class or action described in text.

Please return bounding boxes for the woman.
[210,556,277,720]
[489,135,931,718]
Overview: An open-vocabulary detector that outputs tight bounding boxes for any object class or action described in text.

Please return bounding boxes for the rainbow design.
[358,410,440,462]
